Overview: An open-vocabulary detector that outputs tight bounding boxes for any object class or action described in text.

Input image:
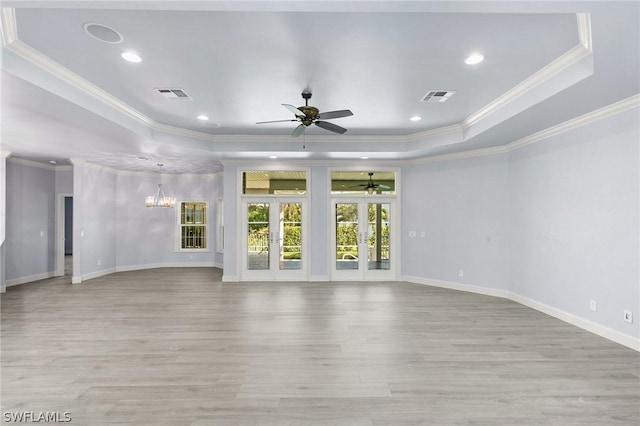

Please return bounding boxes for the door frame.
[240,197,309,281]
[55,193,73,277]
[330,196,398,281]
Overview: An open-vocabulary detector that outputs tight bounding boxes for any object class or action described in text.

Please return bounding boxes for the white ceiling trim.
[5,38,156,129]
[506,93,640,152]
[7,156,58,170]
[0,7,17,46]
[462,43,591,130]
[577,12,592,50]
[406,93,640,166]
[0,151,13,159]
[0,8,596,156]
[462,13,592,130]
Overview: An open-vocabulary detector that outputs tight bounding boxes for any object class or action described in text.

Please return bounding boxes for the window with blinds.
[179,201,207,250]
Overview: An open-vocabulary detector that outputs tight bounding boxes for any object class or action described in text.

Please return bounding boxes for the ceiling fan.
[353,172,392,193]
[257,92,353,137]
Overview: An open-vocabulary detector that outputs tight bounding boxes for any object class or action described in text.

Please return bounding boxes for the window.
[330,171,396,195]
[216,198,224,253]
[242,170,307,194]
[178,201,207,250]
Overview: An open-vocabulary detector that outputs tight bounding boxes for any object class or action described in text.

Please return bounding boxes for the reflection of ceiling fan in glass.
[353,172,392,194]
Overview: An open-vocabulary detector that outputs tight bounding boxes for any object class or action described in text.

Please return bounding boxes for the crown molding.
[577,12,592,51]
[407,93,640,166]
[462,42,592,130]
[405,123,462,144]
[7,156,57,170]
[0,7,17,47]
[0,151,12,159]
[506,93,640,152]
[6,38,156,128]
[1,9,600,156]
[220,158,403,168]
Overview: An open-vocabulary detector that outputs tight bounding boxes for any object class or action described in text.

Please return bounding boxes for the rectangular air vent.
[155,88,192,100]
[421,90,456,103]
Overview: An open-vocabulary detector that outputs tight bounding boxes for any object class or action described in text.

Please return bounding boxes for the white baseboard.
[510,292,640,352]
[213,261,223,269]
[402,275,639,352]
[6,271,54,287]
[72,276,82,284]
[82,267,116,281]
[402,275,510,299]
[222,275,239,282]
[116,262,217,273]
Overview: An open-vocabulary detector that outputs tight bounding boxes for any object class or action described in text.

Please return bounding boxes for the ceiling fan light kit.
[257,92,353,137]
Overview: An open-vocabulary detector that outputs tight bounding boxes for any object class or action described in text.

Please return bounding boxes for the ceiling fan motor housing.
[298,106,319,125]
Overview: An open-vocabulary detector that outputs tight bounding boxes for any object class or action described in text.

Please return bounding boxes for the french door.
[242,198,307,280]
[331,198,396,280]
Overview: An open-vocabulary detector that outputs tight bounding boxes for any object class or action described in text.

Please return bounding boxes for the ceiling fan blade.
[282,104,306,117]
[378,184,392,189]
[291,124,306,137]
[256,119,298,124]
[318,109,353,120]
[315,120,348,134]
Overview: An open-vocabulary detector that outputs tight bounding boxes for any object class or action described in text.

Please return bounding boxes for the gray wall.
[399,107,639,341]
[5,161,56,283]
[509,108,639,339]
[401,155,510,291]
[0,155,7,291]
[115,172,222,268]
[73,162,117,280]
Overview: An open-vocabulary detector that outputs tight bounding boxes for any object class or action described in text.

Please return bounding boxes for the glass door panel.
[332,199,395,280]
[247,203,270,271]
[335,203,360,271]
[243,199,307,280]
[367,203,391,270]
[280,203,302,270]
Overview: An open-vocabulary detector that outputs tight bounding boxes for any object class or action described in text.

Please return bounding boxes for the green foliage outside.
[247,202,389,260]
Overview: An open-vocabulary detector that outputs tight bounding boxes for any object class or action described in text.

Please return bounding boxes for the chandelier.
[145,163,176,208]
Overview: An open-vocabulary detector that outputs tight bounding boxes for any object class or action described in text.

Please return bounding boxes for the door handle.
[269,232,274,244]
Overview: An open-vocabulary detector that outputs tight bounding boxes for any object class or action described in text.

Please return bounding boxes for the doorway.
[331,198,396,280]
[55,194,73,277]
[241,198,307,280]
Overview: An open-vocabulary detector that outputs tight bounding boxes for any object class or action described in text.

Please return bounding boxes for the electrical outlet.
[97,259,101,266]
[420,232,426,238]
[408,231,416,237]
[458,269,464,277]
[589,300,597,312]
[624,311,633,323]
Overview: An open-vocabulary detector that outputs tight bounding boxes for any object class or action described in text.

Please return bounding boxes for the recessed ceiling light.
[197,114,209,121]
[121,51,142,63]
[361,156,369,159]
[49,160,57,164]
[465,53,484,65]
[269,155,278,159]
[410,116,422,122]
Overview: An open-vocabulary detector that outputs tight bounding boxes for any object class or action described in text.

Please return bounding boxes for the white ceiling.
[1,1,638,173]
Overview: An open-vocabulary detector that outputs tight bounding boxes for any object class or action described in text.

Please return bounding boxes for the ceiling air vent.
[155,88,192,100]
[421,90,456,103]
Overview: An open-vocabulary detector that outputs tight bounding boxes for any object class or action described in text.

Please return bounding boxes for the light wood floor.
[2,268,639,425]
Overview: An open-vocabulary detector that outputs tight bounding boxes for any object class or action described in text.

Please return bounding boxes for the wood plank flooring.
[2,268,639,425]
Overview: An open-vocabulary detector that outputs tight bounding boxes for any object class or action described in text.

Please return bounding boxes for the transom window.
[242,171,307,195]
[331,171,396,194]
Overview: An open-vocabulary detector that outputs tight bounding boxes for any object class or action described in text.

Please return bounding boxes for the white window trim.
[175,200,210,253]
